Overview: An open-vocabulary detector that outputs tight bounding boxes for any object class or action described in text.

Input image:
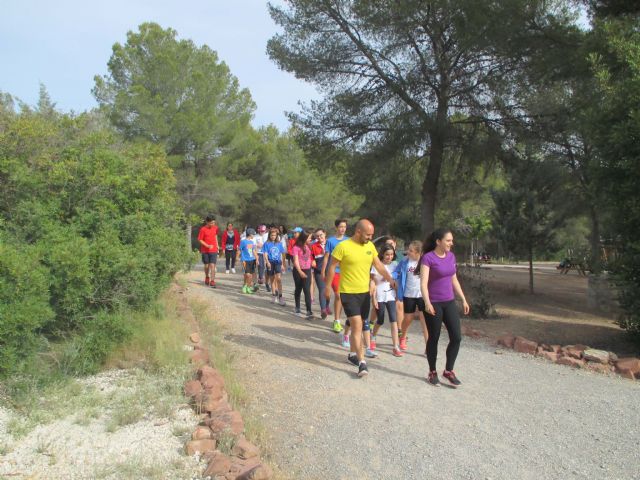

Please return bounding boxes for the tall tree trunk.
[528,244,534,294]
[588,204,601,274]
[420,105,448,235]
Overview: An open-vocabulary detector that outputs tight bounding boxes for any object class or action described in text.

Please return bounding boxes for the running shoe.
[278,296,286,306]
[258,278,264,285]
[231,268,236,274]
[370,336,377,350]
[326,306,333,315]
[306,311,313,320]
[358,362,369,377]
[427,370,440,386]
[252,285,259,292]
[399,335,408,351]
[210,280,216,289]
[294,307,302,316]
[225,270,230,274]
[320,308,328,320]
[266,283,271,293]
[271,295,277,304]
[341,334,350,349]
[332,320,343,333]
[442,370,462,387]
[392,347,404,357]
[347,353,359,366]
[365,348,378,358]
[241,285,249,294]
[205,277,210,285]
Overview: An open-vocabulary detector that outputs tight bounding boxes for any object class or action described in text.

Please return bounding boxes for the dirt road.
[185,269,639,480]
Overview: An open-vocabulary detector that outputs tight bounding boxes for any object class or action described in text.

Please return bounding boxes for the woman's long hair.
[412,229,450,275]
[294,230,310,249]
[422,228,452,256]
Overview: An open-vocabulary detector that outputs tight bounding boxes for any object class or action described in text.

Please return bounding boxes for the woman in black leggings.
[419,228,470,387]
[291,230,313,318]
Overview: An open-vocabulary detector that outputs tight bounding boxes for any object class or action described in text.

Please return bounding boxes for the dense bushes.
[0,106,190,376]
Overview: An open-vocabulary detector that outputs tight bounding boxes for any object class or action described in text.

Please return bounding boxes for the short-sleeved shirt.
[291,244,312,270]
[197,225,219,253]
[326,235,349,273]
[421,251,457,302]
[371,262,397,303]
[404,259,421,298]
[311,242,325,272]
[240,238,257,262]
[331,239,377,294]
[256,233,268,254]
[264,241,286,263]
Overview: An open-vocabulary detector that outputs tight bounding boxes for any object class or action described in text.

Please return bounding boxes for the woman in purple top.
[419,228,470,387]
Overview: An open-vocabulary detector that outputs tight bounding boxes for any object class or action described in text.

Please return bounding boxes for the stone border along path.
[176,283,275,480]
[185,267,640,480]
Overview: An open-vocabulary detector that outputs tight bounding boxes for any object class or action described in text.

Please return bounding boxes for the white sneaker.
[271,295,276,304]
[225,270,230,274]
[231,268,236,274]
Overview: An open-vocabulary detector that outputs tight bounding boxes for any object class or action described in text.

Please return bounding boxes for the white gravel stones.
[0,370,204,479]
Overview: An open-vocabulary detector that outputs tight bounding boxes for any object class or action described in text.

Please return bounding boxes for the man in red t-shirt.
[197,215,219,288]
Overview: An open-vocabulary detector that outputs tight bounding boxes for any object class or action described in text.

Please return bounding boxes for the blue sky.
[0,0,318,130]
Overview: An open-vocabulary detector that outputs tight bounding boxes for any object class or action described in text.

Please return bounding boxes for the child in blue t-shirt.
[263,228,287,305]
[239,229,258,294]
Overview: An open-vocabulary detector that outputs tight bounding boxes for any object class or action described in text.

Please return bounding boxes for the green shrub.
[58,311,132,376]
[0,107,190,378]
[0,238,53,374]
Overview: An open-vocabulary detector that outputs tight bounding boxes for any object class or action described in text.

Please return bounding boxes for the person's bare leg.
[391,321,399,347]
[349,316,364,361]
[334,295,342,322]
[401,312,415,337]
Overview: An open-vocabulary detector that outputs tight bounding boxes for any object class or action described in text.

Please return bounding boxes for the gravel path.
[189,269,640,480]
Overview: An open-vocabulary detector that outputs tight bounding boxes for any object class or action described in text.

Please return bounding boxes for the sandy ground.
[185,268,640,480]
[470,265,637,355]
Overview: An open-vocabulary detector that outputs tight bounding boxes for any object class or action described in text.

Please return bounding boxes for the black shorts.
[267,261,282,276]
[403,297,425,314]
[340,292,371,319]
[201,253,218,264]
[244,260,256,274]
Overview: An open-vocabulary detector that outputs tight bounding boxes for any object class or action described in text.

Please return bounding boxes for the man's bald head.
[354,218,375,244]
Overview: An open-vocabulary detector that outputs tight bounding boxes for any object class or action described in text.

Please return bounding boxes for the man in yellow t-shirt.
[325,219,396,377]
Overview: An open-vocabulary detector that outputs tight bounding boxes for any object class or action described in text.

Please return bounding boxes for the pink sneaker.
[370,337,377,350]
[392,347,404,357]
[399,335,408,351]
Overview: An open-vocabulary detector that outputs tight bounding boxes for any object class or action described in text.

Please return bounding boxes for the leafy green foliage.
[0,101,189,376]
[492,150,568,292]
[586,12,640,339]
[0,238,53,373]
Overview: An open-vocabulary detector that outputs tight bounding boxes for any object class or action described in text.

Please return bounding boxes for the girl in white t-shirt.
[396,240,429,352]
[369,244,401,356]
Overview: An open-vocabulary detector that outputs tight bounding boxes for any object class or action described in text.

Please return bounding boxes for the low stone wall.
[177,291,273,480]
[496,334,640,380]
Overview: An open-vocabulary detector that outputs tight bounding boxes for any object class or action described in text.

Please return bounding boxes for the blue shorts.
[267,261,283,276]
[201,253,218,264]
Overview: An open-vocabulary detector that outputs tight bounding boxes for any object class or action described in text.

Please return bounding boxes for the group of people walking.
[197,216,469,385]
